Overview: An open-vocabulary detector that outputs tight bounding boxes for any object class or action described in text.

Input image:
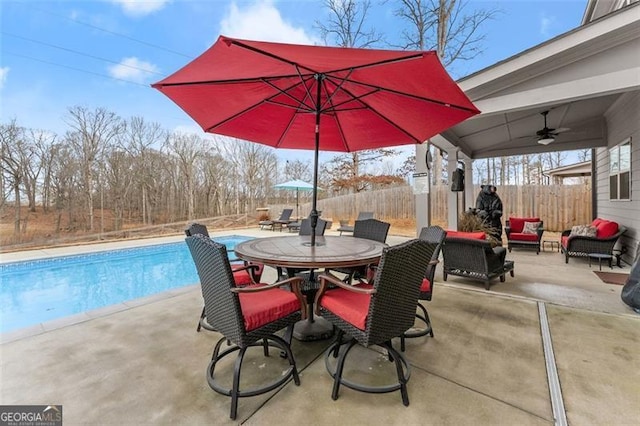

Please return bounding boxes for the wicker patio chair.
[505,217,544,254]
[400,225,445,351]
[336,211,374,235]
[185,222,263,332]
[314,239,438,406]
[330,218,390,283]
[441,234,515,290]
[561,224,626,265]
[185,234,305,420]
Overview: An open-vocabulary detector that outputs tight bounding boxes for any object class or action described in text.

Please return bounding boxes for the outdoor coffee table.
[235,235,387,341]
[588,253,613,271]
[543,239,560,252]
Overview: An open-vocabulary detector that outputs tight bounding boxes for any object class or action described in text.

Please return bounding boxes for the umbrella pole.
[310,74,323,246]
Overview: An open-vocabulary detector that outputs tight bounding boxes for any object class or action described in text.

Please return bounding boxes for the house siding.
[596,90,640,263]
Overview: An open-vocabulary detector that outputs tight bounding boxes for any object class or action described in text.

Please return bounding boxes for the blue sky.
[1,0,586,162]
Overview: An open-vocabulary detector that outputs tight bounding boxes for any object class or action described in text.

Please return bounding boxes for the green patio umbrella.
[274,179,320,219]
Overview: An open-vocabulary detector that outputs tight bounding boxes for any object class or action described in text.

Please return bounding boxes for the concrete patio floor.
[1,227,639,425]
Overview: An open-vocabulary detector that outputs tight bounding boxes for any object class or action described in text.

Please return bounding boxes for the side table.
[588,253,613,271]
[543,240,560,252]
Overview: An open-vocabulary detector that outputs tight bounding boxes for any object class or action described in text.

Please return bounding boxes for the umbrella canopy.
[152,35,480,245]
[274,179,319,219]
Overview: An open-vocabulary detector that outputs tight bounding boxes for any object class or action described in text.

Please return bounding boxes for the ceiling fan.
[534,110,571,145]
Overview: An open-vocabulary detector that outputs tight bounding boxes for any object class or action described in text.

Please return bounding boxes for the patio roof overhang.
[432,2,640,159]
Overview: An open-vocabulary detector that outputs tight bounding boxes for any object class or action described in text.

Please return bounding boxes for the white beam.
[472,67,640,117]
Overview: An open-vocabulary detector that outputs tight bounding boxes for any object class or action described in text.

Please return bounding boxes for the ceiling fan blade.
[552,127,571,134]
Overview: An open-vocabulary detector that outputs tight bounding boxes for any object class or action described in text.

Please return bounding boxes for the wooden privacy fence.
[265,184,592,232]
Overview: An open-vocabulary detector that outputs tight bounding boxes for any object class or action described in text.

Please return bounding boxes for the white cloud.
[539,14,556,37]
[0,67,9,90]
[111,0,170,17]
[220,0,316,45]
[108,57,159,83]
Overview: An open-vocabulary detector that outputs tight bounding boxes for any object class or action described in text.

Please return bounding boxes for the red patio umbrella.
[152,35,479,245]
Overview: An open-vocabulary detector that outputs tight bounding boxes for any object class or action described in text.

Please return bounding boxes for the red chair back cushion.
[320,287,371,330]
[446,230,486,240]
[420,278,432,293]
[509,217,540,233]
[239,288,301,331]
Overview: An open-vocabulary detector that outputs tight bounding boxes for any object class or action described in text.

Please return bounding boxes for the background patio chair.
[185,222,263,332]
[315,239,438,406]
[272,208,294,231]
[331,218,390,283]
[259,208,293,231]
[441,231,514,290]
[401,225,446,351]
[336,211,374,235]
[505,217,544,254]
[185,234,305,420]
[288,211,322,233]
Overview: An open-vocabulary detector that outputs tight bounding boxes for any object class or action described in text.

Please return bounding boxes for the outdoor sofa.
[561,218,626,265]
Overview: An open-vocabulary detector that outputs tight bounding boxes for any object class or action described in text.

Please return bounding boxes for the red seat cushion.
[239,288,301,331]
[561,235,569,248]
[446,230,486,240]
[508,232,539,242]
[509,217,540,233]
[320,287,371,330]
[595,220,618,238]
[420,278,431,293]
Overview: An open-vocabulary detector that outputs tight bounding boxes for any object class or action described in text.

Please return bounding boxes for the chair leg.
[383,341,410,406]
[197,306,206,332]
[332,329,344,358]
[332,339,357,401]
[271,334,300,386]
[230,346,248,420]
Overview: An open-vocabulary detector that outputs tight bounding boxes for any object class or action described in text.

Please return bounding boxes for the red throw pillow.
[446,230,486,240]
[596,220,618,238]
[591,218,604,227]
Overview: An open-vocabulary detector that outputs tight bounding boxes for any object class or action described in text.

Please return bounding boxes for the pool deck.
[1,227,639,425]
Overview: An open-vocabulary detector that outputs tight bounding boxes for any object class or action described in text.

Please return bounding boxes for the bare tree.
[0,120,25,237]
[393,0,498,68]
[47,140,79,232]
[163,132,204,220]
[65,106,123,231]
[121,117,167,225]
[219,137,279,213]
[316,0,384,47]
[283,159,313,182]
[392,0,498,185]
[316,0,397,191]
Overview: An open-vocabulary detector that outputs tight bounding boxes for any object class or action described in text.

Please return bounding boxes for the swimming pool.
[0,235,253,334]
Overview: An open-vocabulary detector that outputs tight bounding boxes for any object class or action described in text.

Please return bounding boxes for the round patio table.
[235,235,387,341]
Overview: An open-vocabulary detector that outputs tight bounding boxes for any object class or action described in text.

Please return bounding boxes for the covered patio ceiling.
[432,2,640,160]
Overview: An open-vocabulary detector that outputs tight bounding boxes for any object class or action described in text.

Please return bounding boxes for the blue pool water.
[0,235,252,334]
